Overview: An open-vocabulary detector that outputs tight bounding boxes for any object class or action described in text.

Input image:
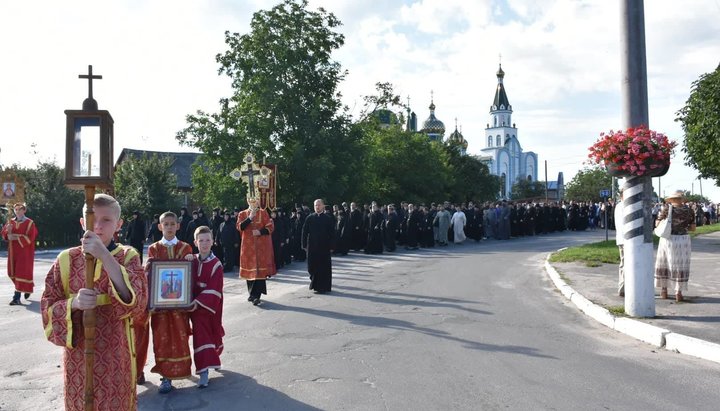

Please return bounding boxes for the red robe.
[41,244,147,411]
[2,217,38,293]
[190,254,224,374]
[236,208,276,279]
[136,240,194,379]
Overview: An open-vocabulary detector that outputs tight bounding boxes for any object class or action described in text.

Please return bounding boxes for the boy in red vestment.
[134,211,193,393]
[2,203,38,305]
[41,194,147,411]
[188,225,224,388]
[237,197,276,305]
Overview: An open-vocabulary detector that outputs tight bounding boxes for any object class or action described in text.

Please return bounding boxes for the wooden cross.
[79,65,102,102]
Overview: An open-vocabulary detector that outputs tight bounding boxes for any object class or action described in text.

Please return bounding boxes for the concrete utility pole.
[620,0,654,317]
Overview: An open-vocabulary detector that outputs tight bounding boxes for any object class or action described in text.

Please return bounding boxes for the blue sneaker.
[159,378,173,394]
[198,371,209,389]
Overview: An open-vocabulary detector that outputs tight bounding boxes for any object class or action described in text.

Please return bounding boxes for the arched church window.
[496,135,501,146]
[494,117,497,127]
[488,136,492,147]
[527,175,532,181]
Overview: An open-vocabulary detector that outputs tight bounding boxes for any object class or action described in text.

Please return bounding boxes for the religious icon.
[2,182,15,198]
[148,261,193,310]
[258,166,272,189]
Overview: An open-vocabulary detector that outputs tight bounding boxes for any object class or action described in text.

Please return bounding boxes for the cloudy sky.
[1,0,719,200]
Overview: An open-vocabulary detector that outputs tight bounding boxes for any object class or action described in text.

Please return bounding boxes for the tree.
[355,120,448,205]
[14,162,84,247]
[676,63,720,184]
[113,153,182,221]
[177,0,364,205]
[564,166,615,202]
[510,178,546,200]
[443,140,500,203]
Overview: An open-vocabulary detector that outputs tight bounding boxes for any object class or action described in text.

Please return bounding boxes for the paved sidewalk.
[546,231,720,364]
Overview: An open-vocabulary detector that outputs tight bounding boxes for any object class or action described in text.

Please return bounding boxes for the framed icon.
[148,261,193,310]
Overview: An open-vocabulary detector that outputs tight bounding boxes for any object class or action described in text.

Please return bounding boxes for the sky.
[1,0,719,201]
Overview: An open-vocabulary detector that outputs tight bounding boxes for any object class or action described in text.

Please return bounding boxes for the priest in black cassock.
[302,199,335,293]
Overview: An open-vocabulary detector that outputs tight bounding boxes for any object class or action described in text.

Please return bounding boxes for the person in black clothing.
[211,207,224,262]
[334,207,350,255]
[146,214,163,243]
[364,204,384,254]
[421,206,435,248]
[405,203,420,250]
[185,210,200,252]
[349,202,364,251]
[280,208,293,265]
[125,210,146,263]
[302,199,335,293]
[293,207,307,262]
[219,211,240,271]
[384,205,399,252]
[270,208,286,270]
[178,207,190,244]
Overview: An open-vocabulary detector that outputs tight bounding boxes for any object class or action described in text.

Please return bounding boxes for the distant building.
[477,64,538,199]
[115,148,201,207]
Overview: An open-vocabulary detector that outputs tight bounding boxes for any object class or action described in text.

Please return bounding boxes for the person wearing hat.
[2,203,38,305]
[654,190,696,302]
[125,210,146,263]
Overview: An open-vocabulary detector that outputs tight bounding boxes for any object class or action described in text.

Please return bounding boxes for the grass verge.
[691,222,720,237]
[548,240,619,267]
[606,305,626,316]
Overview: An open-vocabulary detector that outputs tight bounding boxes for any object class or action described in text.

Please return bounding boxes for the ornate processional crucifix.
[230,153,261,199]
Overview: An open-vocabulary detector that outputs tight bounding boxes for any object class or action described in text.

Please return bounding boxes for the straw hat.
[665,190,685,200]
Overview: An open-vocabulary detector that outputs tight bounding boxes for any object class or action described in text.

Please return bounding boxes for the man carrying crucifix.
[234,154,276,306]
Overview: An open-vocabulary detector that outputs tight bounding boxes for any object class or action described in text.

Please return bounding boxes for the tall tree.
[564,166,614,202]
[443,141,500,203]
[14,162,84,247]
[113,153,182,220]
[177,0,364,205]
[676,63,720,184]
[510,178,546,200]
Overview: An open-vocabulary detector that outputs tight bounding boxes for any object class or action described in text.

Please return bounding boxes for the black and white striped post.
[620,0,655,317]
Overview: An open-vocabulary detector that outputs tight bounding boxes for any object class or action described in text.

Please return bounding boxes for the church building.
[477,65,538,198]
[408,64,540,199]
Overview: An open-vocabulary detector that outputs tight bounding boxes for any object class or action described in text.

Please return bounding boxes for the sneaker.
[8,299,20,306]
[23,293,30,300]
[252,297,261,306]
[197,371,209,389]
[158,378,173,394]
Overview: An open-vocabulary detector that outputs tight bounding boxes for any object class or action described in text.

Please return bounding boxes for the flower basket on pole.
[588,126,676,178]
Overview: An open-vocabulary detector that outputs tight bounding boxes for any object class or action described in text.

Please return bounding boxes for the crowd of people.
[2,192,719,410]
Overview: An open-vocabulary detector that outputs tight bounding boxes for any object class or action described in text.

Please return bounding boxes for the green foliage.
[177,0,364,205]
[13,163,84,247]
[510,178,546,200]
[355,121,448,204]
[548,240,620,267]
[113,153,182,220]
[564,166,615,202]
[443,140,500,203]
[685,193,710,204]
[676,63,720,185]
[189,158,247,210]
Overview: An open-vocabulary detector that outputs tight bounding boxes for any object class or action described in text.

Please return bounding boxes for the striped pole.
[622,175,655,316]
[621,0,654,317]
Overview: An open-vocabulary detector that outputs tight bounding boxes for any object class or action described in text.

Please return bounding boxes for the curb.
[544,253,720,365]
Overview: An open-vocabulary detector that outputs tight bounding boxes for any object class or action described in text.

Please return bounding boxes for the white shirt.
[161,237,179,246]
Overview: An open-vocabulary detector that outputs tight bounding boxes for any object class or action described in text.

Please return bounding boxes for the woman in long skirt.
[654,190,696,302]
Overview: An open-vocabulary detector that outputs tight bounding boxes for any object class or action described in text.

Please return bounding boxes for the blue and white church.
[478,65,538,198]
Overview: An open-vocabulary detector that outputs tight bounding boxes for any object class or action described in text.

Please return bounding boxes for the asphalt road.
[2,230,720,410]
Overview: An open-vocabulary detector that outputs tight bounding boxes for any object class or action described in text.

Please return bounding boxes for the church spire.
[492,63,511,111]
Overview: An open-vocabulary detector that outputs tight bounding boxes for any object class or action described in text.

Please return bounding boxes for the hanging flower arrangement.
[587,126,677,177]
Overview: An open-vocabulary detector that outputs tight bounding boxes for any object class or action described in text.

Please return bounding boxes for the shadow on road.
[262,301,556,359]
[138,370,321,411]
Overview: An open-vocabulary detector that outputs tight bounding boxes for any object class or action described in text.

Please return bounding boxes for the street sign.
[599,189,610,198]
